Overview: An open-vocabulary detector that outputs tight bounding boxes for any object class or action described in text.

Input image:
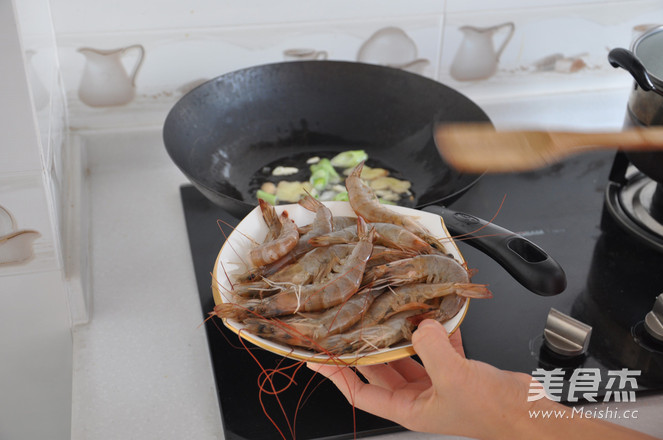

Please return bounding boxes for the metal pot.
[609,25,663,183]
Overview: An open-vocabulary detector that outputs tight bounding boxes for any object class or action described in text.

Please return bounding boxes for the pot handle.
[608,48,663,95]
[423,205,567,296]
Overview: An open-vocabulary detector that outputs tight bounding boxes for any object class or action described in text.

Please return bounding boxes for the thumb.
[412,319,466,382]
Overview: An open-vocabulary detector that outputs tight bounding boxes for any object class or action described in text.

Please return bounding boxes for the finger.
[449,328,466,357]
[356,363,408,389]
[411,319,466,386]
[307,362,364,402]
[308,363,407,421]
[389,357,430,384]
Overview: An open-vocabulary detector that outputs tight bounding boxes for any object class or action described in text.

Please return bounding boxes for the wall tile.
[0,172,60,276]
[438,1,663,101]
[49,0,445,34]
[55,16,443,129]
[0,11,42,174]
[13,0,68,262]
[445,0,612,13]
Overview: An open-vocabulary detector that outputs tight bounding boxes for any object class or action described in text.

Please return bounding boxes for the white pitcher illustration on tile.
[283,48,328,61]
[77,44,145,107]
[357,26,430,74]
[450,22,515,81]
[0,205,40,266]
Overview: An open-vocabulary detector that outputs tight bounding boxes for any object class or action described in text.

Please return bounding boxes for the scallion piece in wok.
[330,150,368,168]
[309,158,340,191]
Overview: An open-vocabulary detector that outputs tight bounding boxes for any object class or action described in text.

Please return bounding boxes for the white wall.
[0,1,72,439]
[38,0,663,130]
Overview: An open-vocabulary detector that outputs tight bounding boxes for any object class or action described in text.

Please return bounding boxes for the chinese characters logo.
[528,368,641,402]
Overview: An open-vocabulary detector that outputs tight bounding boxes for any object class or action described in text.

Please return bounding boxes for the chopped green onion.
[378,198,396,205]
[330,150,368,168]
[257,189,277,205]
[310,158,340,180]
[310,169,329,191]
[333,191,349,201]
[309,158,340,190]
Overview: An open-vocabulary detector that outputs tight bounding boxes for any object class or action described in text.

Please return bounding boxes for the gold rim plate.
[211,201,469,366]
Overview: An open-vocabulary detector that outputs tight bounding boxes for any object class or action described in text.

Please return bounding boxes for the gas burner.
[604,153,663,252]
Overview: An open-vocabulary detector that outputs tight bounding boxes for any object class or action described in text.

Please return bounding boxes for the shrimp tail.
[298,193,324,212]
[259,198,280,229]
[356,215,369,239]
[350,160,365,178]
[454,282,493,299]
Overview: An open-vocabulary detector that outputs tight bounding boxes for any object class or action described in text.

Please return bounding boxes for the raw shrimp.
[232,244,355,297]
[360,282,491,327]
[320,309,422,355]
[214,217,375,319]
[299,216,356,235]
[365,246,418,269]
[363,254,470,287]
[249,202,299,267]
[273,194,334,263]
[298,194,334,237]
[346,161,448,252]
[242,287,384,349]
[309,222,435,254]
[432,294,467,323]
[320,286,477,355]
[244,194,335,280]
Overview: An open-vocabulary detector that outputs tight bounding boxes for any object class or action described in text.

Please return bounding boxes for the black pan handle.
[423,205,567,296]
[608,48,662,95]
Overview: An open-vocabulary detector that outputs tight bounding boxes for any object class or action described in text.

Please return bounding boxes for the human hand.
[308,319,533,438]
[309,319,658,440]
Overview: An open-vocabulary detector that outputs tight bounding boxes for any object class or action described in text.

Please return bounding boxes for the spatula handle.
[554,127,663,151]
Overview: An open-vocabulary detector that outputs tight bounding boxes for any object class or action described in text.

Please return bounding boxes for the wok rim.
[163,60,490,215]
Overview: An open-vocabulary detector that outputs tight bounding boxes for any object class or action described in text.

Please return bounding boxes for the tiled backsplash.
[38,0,663,130]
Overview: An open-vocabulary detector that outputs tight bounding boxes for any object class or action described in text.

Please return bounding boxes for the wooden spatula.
[434,123,663,173]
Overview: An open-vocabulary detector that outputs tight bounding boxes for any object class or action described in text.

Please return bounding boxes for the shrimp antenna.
[445,194,507,241]
[216,219,255,270]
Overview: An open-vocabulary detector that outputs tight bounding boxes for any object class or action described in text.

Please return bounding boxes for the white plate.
[212,201,469,366]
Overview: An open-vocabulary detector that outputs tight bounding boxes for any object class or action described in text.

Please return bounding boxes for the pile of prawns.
[213,162,492,356]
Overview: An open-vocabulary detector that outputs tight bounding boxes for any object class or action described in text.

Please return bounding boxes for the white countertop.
[71,87,663,440]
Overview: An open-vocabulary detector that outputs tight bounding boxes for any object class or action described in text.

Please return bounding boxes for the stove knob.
[543,308,592,357]
[644,294,663,342]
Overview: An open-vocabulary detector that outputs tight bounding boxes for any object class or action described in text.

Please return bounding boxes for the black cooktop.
[181,186,403,440]
[181,150,663,439]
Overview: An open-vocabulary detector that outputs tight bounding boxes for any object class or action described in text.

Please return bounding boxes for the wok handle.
[423,205,567,296]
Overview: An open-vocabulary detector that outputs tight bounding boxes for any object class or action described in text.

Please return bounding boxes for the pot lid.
[633,25,663,83]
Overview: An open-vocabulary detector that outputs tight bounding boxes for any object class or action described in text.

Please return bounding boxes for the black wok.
[164,61,565,296]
